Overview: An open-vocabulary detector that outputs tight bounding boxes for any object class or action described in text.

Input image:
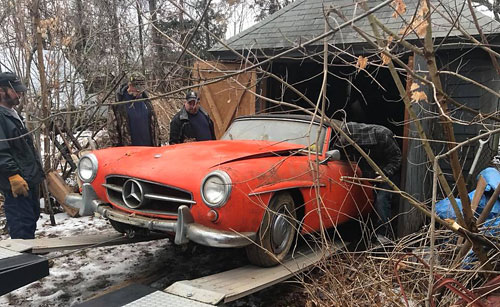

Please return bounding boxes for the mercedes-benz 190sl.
[67,114,373,267]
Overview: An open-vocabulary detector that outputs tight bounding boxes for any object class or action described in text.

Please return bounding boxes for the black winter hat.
[0,72,27,92]
[185,91,199,102]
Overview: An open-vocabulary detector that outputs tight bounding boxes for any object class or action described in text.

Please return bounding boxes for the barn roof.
[211,0,500,58]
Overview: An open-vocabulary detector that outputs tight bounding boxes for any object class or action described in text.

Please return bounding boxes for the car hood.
[95,140,305,179]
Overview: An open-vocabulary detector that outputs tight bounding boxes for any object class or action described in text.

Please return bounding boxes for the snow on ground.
[0,211,272,306]
[0,212,175,306]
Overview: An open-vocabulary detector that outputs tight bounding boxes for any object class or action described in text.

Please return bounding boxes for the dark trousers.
[3,184,40,239]
[373,180,395,237]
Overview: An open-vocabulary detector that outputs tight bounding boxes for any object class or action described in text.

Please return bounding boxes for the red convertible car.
[68,114,373,266]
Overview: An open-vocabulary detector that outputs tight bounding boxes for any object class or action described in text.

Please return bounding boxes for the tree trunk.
[136,1,145,74]
[73,0,89,81]
[32,0,50,171]
[203,0,210,49]
[149,0,164,82]
[110,0,122,73]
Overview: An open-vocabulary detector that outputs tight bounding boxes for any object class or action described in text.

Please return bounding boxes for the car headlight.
[78,153,98,183]
[201,170,232,208]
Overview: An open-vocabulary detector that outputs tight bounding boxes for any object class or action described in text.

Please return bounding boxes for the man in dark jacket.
[0,72,44,239]
[340,122,402,236]
[169,91,215,144]
[108,72,161,147]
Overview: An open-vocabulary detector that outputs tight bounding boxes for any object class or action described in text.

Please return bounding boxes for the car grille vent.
[103,176,195,216]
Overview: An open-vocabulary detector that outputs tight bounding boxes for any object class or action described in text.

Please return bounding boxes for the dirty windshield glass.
[222,118,326,153]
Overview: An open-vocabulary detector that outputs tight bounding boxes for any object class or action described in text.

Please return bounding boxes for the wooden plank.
[470,176,487,215]
[0,233,168,254]
[0,240,33,253]
[221,77,253,132]
[457,176,487,246]
[165,242,344,305]
[193,61,256,139]
[198,73,224,136]
[193,62,224,137]
[46,170,79,217]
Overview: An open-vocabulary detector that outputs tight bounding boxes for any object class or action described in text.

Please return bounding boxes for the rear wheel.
[246,192,297,267]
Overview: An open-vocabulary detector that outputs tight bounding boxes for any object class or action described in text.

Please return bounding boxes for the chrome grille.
[104,176,195,216]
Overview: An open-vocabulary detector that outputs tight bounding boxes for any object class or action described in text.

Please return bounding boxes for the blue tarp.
[435,167,500,267]
[436,167,500,220]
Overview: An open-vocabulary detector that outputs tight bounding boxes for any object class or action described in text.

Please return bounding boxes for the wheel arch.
[272,188,305,227]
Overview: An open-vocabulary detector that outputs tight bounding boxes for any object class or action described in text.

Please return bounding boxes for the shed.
[204,0,500,236]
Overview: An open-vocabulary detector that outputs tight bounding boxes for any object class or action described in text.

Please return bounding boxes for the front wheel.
[109,220,148,238]
[246,192,297,267]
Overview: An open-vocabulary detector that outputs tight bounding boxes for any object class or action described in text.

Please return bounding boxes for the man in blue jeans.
[0,72,44,239]
[340,122,402,238]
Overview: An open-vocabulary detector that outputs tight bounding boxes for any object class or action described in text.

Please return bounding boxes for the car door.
[319,128,373,228]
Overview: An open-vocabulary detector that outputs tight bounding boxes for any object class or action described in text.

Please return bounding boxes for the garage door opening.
[263,60,406,141]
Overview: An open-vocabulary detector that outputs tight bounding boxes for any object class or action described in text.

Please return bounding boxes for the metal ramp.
[78,242,345,306]
[76,284,215,307]
[0,246,49,295]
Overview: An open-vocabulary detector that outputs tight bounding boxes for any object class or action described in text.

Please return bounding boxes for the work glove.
[8,174,29,198]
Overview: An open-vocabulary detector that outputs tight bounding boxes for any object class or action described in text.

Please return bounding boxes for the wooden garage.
[196,0,500,236]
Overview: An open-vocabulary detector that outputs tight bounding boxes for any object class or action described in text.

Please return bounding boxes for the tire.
[109,220,147,237]
[246,192,297,267]
[109,220,128,233]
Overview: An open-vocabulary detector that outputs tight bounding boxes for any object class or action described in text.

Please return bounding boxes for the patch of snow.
[0,212,172,306]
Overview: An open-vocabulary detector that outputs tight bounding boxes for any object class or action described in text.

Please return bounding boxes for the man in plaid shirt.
[340,122,402,237]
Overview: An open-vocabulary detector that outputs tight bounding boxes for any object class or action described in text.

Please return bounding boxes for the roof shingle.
[211,0,500,56]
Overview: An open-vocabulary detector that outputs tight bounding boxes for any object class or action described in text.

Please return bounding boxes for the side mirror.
[320,149,341,164]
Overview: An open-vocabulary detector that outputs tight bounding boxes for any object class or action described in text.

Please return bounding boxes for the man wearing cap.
[108,72,161,147]
[169,91,215,144]
[0,72,44,239]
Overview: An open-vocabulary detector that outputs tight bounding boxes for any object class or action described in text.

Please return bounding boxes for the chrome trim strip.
[102,183,123,192]
[248,184,326,196]
[144,193,196,204]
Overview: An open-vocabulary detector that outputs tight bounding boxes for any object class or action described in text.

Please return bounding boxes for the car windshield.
[221,118,327,153]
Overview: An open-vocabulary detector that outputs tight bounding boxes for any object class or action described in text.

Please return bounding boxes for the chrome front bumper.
[65,183,256,248]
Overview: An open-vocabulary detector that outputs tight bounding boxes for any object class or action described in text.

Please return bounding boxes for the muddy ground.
[0,204,311,307]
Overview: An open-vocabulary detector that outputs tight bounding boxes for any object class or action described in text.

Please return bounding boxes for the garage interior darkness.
[262,59,406,146]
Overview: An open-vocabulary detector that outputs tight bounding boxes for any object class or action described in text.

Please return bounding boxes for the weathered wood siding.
[398,55,432,236]
[398,49,500,236]
[437,50,499,189]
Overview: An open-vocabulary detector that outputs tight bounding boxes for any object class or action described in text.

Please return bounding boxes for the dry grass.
[296,224,500,307]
